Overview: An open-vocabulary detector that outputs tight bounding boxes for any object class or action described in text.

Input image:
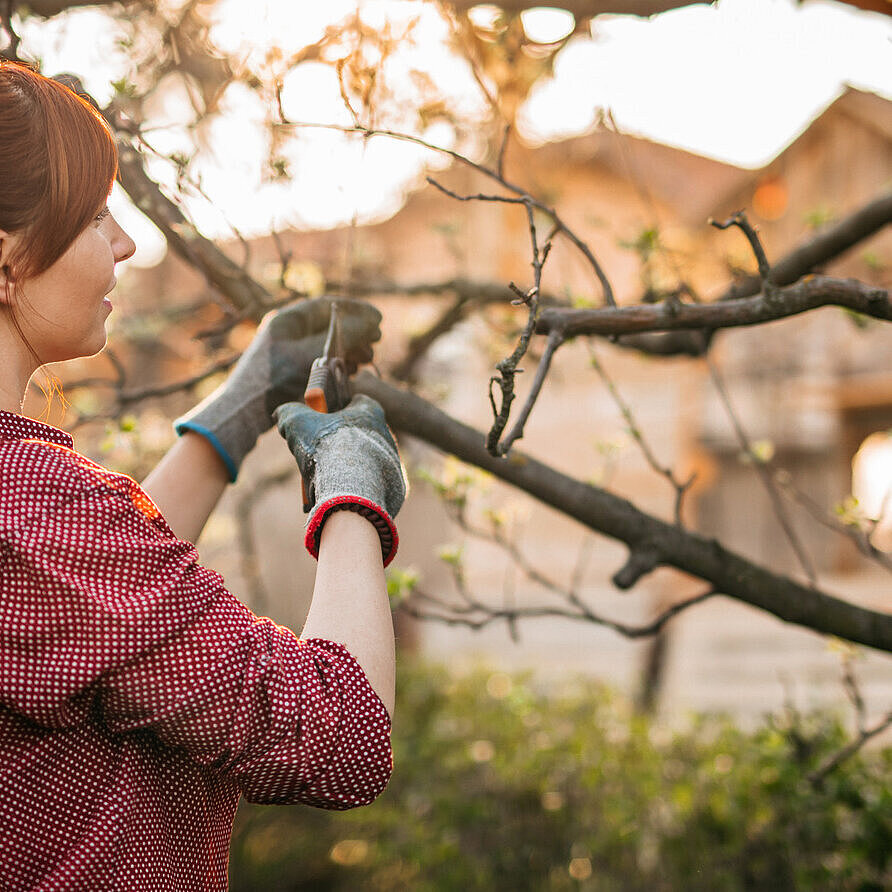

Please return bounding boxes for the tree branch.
[720,190,892,302]
[487,201,554,456]
[616,190,892,356]
[537,276,890,338]
[497,326,564,454]
[282,119,616,307]
[326,276,556,303]
[354,371,892,653]
[710,210,777,298]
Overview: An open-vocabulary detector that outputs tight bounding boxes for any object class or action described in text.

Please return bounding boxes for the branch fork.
[710,210,780,303]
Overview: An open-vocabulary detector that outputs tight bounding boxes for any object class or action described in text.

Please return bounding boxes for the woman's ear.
[0,233,8,295]
[0,231,18,300]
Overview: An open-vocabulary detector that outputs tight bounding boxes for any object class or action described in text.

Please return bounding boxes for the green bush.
[228,662,891,891]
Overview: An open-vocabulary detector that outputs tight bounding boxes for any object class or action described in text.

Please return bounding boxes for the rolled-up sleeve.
[0,440,392,810]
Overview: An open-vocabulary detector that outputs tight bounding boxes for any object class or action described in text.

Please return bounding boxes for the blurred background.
[4,0,891,887]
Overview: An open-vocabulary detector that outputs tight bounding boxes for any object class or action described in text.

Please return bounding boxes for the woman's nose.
[113,219,136,263]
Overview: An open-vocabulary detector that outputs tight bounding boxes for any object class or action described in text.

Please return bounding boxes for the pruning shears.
[301,301,350,509]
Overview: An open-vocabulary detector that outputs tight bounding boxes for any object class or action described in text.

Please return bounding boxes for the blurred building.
[118,87,892,721]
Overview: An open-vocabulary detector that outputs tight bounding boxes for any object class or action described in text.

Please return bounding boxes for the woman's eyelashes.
[94,206,111,224]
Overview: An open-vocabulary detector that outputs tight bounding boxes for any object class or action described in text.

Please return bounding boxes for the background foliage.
[230,662,891,890]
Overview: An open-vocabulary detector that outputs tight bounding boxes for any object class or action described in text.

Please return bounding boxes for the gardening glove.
[274,394,407,567]
[175,297,381,481]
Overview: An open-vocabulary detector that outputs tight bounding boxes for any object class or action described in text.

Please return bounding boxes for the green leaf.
[386,567,419,604]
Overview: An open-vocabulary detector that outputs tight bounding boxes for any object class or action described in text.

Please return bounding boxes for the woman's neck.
[0,327,36,414]
[0,381,26,415]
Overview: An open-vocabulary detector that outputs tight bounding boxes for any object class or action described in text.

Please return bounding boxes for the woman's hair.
[0,60,118,282]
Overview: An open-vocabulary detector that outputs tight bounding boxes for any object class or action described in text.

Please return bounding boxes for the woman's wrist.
[307,496,398,566]
[141,431,230,542]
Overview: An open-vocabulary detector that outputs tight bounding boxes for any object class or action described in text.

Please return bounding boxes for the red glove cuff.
[305,495,399,567]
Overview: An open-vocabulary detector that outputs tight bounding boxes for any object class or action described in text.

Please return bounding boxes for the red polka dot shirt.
[0,411,392,890]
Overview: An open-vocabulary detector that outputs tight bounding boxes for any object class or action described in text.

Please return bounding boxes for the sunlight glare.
[852,433,892,551]
[209,0,357,59]
[521,8,576,44]
[109,184,166,270]
[519,0,892,168]
[17,8,129,104]
[15,0,891,254]
[466,5,503,30]
[279,62,353,125]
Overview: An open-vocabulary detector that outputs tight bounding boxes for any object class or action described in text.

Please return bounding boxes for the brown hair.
[0,60,118,282]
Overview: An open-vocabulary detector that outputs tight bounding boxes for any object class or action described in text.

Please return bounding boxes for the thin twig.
[710,210,776,297]
[842,653,867,734]
[426,177,527,207]
[451,508,579,605]
[279,118,616,307]
[496,123,511,180]
[708,357,818,586]
[775,472,892,573]
[809,710,892,787]
[119,355,239,404]
[486,201,552,456]
[427,481,710,639]
[398,587,717,639]
[498,326,564,454]
[588,343,695,526]
[64,355,240,427]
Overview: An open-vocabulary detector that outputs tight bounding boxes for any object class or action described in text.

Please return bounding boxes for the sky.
[16,0,892,267]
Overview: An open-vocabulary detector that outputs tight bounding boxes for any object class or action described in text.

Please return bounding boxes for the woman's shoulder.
[0,437,152,521]
[1,434,106,483]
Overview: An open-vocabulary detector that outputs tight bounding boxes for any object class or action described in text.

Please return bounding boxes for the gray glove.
[175,297,381,481]
[274,395,407,566]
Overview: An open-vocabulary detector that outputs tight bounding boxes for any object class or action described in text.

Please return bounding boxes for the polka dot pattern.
[0,411,393,890]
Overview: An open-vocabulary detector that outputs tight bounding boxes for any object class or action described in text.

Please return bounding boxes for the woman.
[0,60,404,891]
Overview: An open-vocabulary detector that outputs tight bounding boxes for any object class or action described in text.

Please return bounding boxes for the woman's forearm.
[141,432,230,543]
[301,510,396,717]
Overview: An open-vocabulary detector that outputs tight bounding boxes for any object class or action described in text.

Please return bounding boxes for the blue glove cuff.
[174,420,240,483]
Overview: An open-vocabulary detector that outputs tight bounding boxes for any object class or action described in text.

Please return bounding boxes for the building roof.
[531,127,752,226]
[528,87,892,227]
[702,86,892,216]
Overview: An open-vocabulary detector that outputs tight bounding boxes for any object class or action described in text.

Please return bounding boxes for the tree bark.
[537,276,890,338]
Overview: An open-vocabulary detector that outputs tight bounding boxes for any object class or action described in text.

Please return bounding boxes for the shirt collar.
[0,410,74,448]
